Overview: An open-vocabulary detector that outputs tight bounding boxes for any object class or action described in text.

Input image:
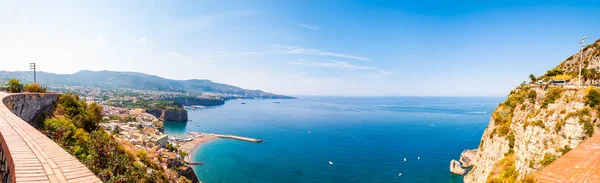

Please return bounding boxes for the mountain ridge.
[0,70,294,99]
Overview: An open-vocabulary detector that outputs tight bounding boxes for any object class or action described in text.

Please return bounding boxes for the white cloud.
[270,45,372,62]
[287,60,372,70]
[166,52,183,57]
[297,24,319,31]
[96,35,106,41]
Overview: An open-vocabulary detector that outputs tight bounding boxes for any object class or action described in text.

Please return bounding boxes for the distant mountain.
[0,70,294,99]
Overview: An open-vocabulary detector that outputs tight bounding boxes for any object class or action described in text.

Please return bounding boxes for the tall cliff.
[463,39,600,182]
[147,109,188,122]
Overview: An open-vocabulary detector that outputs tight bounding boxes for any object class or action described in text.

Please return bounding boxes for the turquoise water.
[163,97,503,183]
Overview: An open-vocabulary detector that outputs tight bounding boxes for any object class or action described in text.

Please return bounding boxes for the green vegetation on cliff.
[43,93,170,182]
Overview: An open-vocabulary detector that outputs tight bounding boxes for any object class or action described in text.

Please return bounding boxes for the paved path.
[0,92,101,183]
[535,133,600,182]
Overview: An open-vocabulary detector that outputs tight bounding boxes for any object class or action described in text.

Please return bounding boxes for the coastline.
[178,133,219,163]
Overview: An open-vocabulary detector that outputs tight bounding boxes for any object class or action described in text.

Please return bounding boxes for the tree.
[178,176,192,183]
[529,74,536,83]
[7,78,23,93]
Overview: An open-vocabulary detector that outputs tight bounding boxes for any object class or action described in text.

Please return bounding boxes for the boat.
[241,102,246,104]
[328,161,333,165]
[273,101,281,103]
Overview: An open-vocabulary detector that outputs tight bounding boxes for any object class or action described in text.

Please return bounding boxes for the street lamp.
[29,63,36,83]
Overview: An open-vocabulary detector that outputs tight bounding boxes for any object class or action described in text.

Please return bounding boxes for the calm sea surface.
[163,97,503,183]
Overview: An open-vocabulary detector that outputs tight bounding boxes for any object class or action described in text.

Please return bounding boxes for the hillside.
[0,70,294,99]
[458,38,600,182]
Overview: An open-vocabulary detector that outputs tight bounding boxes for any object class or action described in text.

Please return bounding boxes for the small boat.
[197,124,200,127]
[398,173,402,176]
[418,157,420,160]
[404,158,407,162]
[328,161,333,165]
[273,101,281,103]
[241,102,246,104]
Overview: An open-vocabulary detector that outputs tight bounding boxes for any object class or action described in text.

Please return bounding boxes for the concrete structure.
[535,133,600,182]
[0,92,101,183]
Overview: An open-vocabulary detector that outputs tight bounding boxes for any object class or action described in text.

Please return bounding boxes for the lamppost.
[29,63,36,83]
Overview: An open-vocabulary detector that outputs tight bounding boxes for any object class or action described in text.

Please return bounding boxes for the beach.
[177,133,219,163]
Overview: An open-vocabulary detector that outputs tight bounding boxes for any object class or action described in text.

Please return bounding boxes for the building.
[154,135,169,148]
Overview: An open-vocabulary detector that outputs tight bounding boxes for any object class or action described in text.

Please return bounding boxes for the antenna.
[579,35,587,88]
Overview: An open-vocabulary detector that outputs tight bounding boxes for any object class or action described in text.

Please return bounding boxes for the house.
[550,80,566,85]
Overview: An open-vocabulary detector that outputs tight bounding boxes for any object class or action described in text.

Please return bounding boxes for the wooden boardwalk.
[0,93,101,183]
[535,133,600,182]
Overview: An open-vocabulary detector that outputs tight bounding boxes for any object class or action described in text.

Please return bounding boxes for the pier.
[214,134,263,143]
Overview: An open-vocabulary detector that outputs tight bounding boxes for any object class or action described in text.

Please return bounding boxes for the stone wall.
[2,93,59,127]
[0,133,12,183]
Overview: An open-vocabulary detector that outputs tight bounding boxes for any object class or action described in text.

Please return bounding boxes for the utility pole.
[29,63,36,83]
[579,35,587,88]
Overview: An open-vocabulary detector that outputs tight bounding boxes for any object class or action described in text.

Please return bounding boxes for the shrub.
[178,176,192,183]
[546,68,564,77]
[586,88,600,109]
[542,88,563,108]
[552,74,573,81]
[23,83,46,93]
[580,117,594,138]
[560,145,572,155]
[7,78,23,93]
[540,153,556,166]
[487,155,518,183]
[555,119,566,133]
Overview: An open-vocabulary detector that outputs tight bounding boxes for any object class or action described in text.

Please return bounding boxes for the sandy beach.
[178,134,219,163]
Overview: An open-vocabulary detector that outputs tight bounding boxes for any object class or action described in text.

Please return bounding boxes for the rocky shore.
[449,149,478,175]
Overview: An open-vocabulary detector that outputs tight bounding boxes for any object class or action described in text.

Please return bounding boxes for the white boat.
[404,158,407,162]
[328,161,333,165]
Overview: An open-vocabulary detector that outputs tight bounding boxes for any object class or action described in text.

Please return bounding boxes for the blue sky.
[1,0,600,96]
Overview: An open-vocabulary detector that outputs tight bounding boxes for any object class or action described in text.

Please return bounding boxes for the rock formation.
[147,109,188,122]
[459,149,478,168]
[450,159,466,175]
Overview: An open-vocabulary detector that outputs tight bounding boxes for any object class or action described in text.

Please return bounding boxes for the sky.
[2,0,600,96]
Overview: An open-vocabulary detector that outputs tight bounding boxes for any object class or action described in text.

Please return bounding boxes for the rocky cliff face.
[147,109,188,122]
[463,39,600,182]
[2,93,60,127]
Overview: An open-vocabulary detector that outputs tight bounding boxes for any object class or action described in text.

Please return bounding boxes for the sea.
[163,96,504,183]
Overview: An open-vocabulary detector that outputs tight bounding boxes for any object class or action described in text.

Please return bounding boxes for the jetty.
[214,134,263,143]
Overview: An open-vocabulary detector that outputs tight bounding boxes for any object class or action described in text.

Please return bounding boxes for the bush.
[586,88,600,109]
[546,68,564,77]
[7,78,23,93]
[555,119,566,133]
[542,88,563,108]
[560,145,572,155]
[540,153,556,166]
[580,117,594,138]
[23,83,46,93]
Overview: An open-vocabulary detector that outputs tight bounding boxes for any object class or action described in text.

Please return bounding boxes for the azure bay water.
[163,97,503,183]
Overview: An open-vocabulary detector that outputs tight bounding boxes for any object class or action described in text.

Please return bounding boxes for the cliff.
[147,109,188,122]
[169,97,225,106]
[461,39,600,182]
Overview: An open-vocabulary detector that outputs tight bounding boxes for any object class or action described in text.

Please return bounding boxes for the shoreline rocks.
[459,149,478,168]
[450,159,467,175]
